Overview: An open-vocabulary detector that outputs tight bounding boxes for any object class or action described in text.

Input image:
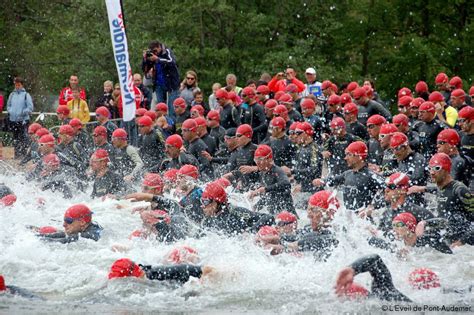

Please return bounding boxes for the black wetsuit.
[101,120,118,143]
[20,142,40,165]
[140,264,203,284]
[153,215,189,243]
[406,130,420,152]
[347,121,369,141]
[137,128,166,170]
[56,141,87,178]
[380,148,397,177]
[326,166,384,211]
[220,103,241,129]
[255,165,295,215]
[417,119,444,159]
[263,135,297,168]
[158,152,199,172]
[209,125,226,148]
[368,138,383,165]
[186,137,214,180]
[94,142,116,166]
[450,154,469,186]
[91,169,127,198]
[0,184,13,198]
[202,205,274,235]
[239,102,267,143]
[296,228,338,261]
[377,202,434,234]
[40,167,81,199]
[433,180,473,245]
[174,111,190,135]
[304,114,324,143]
[151,195,182,214]
[39,222,103,243]
[323,133,360,176]
[349,254,411,302]
[200,133,218,155]
[76,129,93,156]
[3,286,43,300]
[178,186,204,224]
[113,145,143,179]
[229,142,259,188]
[293,141,322,193]
[357,101,392,126]
[288,109,303,122]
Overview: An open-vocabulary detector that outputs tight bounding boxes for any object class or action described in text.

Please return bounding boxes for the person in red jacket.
[268,68,306,93]
[58,75,86,106]
[116,85,143,118]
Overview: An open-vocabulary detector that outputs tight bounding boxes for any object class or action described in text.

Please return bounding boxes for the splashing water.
[0,172,473,313]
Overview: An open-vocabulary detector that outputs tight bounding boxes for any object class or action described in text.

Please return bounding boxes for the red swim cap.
[173,97,187,108]
[398,87,412,99]
[415,81,429,94]
[95,106,110,117]
[345,141,368,159]
[308,190,340,210]
[142,173,163,192]
[254,144,273,159]
[0,275,5,291]
[108,258,143,279]
[437,129,460,146]
[64,204,92,223]
[429,153,451,172]
[59,125,75,136]
[112,128,127,139]
[166,246,199,265]
[56,105,70,115]
[38,226,58,235]
[338,283,369,300]
[178,164,199,179]
[409,268,441,290]
[155,103,168,112]
[386,172,410,189]
[366,114,386,126]
[257,225,279,237]
[393,212,417,233]
[275,211,297,224]
[165,134,183,149]
[69,118,82,129]
[202,181,227,204]
[138,116,153,127]
[429,91,444,103]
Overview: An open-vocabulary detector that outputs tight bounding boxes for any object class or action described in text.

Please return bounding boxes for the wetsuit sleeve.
[39,232,78,244]
[265,169,291,193]
[126,146,144,178]
[349,254,411,302]
[141,264,203,283]
[325,173,345,187]
[252,106,268,134]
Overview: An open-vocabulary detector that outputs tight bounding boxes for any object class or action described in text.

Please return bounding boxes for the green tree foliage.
[0,0,472,110]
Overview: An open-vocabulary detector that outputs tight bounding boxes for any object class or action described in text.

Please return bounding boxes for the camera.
[146,50,154,58]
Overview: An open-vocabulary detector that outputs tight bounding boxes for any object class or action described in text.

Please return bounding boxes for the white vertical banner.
[105,0,135,121]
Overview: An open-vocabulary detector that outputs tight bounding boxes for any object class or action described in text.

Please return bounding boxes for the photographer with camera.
[142,41,180,120]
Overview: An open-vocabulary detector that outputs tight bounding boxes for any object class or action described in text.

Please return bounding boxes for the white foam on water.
[0,172,473,313]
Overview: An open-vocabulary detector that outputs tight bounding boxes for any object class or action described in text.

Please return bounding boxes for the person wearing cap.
[38,153,78,199]
[0,184,17,207]
[363,172,433,234]
[247,145,296,215]
[335,254,411,302]
[322,94,344,134]
[215,89,241,130]
[155,102,176,136]
[415,80,430,100]
[207,110,226,147]
[135,209,188,243]
[221,124,259,185]
[267,191,339,259]
[56,105,72,126]
[450,89,469,113]
[322,117,361,176]
[264,99,278,121]
[279,93,303,123]
[392,113,420,152]
[38,204,102,243]
[352,87,392,125]
[108,258,214,284]
[111,128,144,182]
[434,72,451,102]
[173,97,191,135]
[436,129,469,185]
[292,122,322,197]
[158,134,198,172]
[302,67,322,98]
[300,98,324,142]
[56,124,88,178]
[66,88,90,124]
[92,125,116,166]
[90,149,128,198]
[255,84,270,105]
[133,73,153,110]
[417,101,446,159]
[366,115,386,166]
[430,91,458,128]
[95,106,118,142]
[239,86,267,143]
[180,119,214,180]
[136,115,166,170]
[457,107,474,182]
[374,124,398,176]
[314,141,384,211]
[409,153,473,246]
[263,117,296,170]
[408,97,424,129]
[199,182,272,235]
[68,118,93,156]
[268,68,306,94]
[58,75,86,106]
[343,102,369,141]
[19,123,43,166]
[195,117,218,155]
[201,128,239,175]
[390,212,452,254]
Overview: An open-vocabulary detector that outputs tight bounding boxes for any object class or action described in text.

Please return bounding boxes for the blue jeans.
[155,86,179,120]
